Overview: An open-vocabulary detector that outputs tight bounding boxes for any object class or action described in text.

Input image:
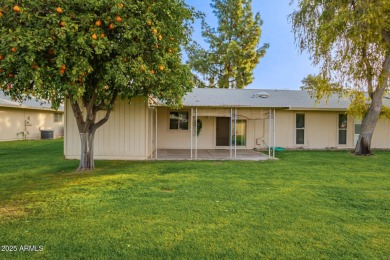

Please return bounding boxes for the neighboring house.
[64,88,390,160]
[0,91,64,141]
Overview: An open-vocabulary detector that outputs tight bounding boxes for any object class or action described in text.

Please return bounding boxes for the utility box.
[41,130,54,139]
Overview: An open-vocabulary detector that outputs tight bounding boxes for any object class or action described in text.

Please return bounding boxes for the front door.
[216,117,230,146]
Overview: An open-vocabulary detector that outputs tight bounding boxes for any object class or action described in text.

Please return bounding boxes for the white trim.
[268,109,271,159]
[155,107,158,159]
[234,108,237,159]
[195,107,198,159]
[230,108,233,158]
[273,108,276,158]
[190,108,193,159]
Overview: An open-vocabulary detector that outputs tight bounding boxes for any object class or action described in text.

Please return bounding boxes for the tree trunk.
[78,131,96,171]
[354,49,390,155]
[354,89,384,155]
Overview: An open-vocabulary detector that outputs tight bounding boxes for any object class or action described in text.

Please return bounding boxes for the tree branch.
[67,91,84,132]
[91,91,118,132]
[382,30,390,46]
[362,46,374,98]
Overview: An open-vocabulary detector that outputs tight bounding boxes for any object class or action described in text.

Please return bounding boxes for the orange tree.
[0,0,196,170]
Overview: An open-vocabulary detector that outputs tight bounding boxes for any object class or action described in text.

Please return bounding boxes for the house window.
[354,119,362,145]
[232,120,246,146]
[169,111,188,130]
[338,114,347,145]
[54,113,62,123]
[296,113,305,145]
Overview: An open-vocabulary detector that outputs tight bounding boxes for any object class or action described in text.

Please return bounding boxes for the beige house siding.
[0,107,64,141]
[372,118,390,148]
[64,97,151,160]
[156,108,387,150]
[274,110,355,149]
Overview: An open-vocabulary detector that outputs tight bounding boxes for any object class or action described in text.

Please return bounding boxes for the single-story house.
[0,91,64,141]
[64,88,390,160]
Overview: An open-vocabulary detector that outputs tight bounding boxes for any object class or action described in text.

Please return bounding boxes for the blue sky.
[185,0,317,90]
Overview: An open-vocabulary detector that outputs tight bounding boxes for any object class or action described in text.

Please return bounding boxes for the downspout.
[191,107,193,160]
[155,107,158,159]
[230,108,233,159]
[273,108,276,158]
[234,108,237,159]
[268,109,271,159]
[195,107,198,159]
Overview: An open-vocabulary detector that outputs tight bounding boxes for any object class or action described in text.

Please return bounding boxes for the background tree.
[187,0,268,89]
[0,0,196,170]
[291,0,390,155]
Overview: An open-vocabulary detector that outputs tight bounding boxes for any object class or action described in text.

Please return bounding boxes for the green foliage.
[187,0,268,89]
[291,0,390,115]
[1,140,390,258]
[0,0,196,108]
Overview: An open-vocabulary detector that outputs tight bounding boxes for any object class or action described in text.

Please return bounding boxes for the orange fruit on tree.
[61,64,66,70]
[170,37,174,41]
[146,20,152,26]
[32,64,38,69]
[100,33,105,38]
[92,33,98,40]
[159,65,164,71]
[13,5,21,12]
[56,7,63,14]
[7,84,11,91]
[158,34,162,40]
[59,69,65,75]
[116,16,122,22]
[11,47,16,53]
[118,3,124,8]
[151,69,155,74]
[8,73,14,78]
[60,21,66,27]
[0,11,4,17]
[0,68,3,73]
[95,20,102,26]
[0,55,4,60]
[152,28,157,34]
[48,49,54,55]
[155,44,159,49]
[109,23,115,30]
[140,65,145,71]
[168,49,172,53]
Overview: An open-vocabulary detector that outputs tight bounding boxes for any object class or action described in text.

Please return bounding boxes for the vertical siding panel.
[120,100,125,156]
[124,100,130,156]
[130,99,135,156]
[140,99,146,156]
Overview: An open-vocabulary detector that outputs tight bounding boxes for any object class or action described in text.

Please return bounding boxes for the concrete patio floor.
[152,149,271,161]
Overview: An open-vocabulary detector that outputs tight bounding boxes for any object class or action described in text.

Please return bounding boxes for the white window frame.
[169,111,189,130]
[338,114,348,145]
[295,113,305,145]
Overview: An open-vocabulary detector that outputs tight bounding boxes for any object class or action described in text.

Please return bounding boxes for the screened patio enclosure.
[151,106,278,160]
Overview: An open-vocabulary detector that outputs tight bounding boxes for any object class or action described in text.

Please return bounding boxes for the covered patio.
[153,149,270,161]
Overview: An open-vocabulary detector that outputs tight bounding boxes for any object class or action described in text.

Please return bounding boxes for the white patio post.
[195,107,198,159]
[273,108,276,158]
[155,107,158,159]
[235,108,238,159]
[190,107,193,160]
[230,108,233,159]
[268,108,271,159]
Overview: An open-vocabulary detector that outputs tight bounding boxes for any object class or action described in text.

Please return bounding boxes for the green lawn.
[0,139,389,259]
